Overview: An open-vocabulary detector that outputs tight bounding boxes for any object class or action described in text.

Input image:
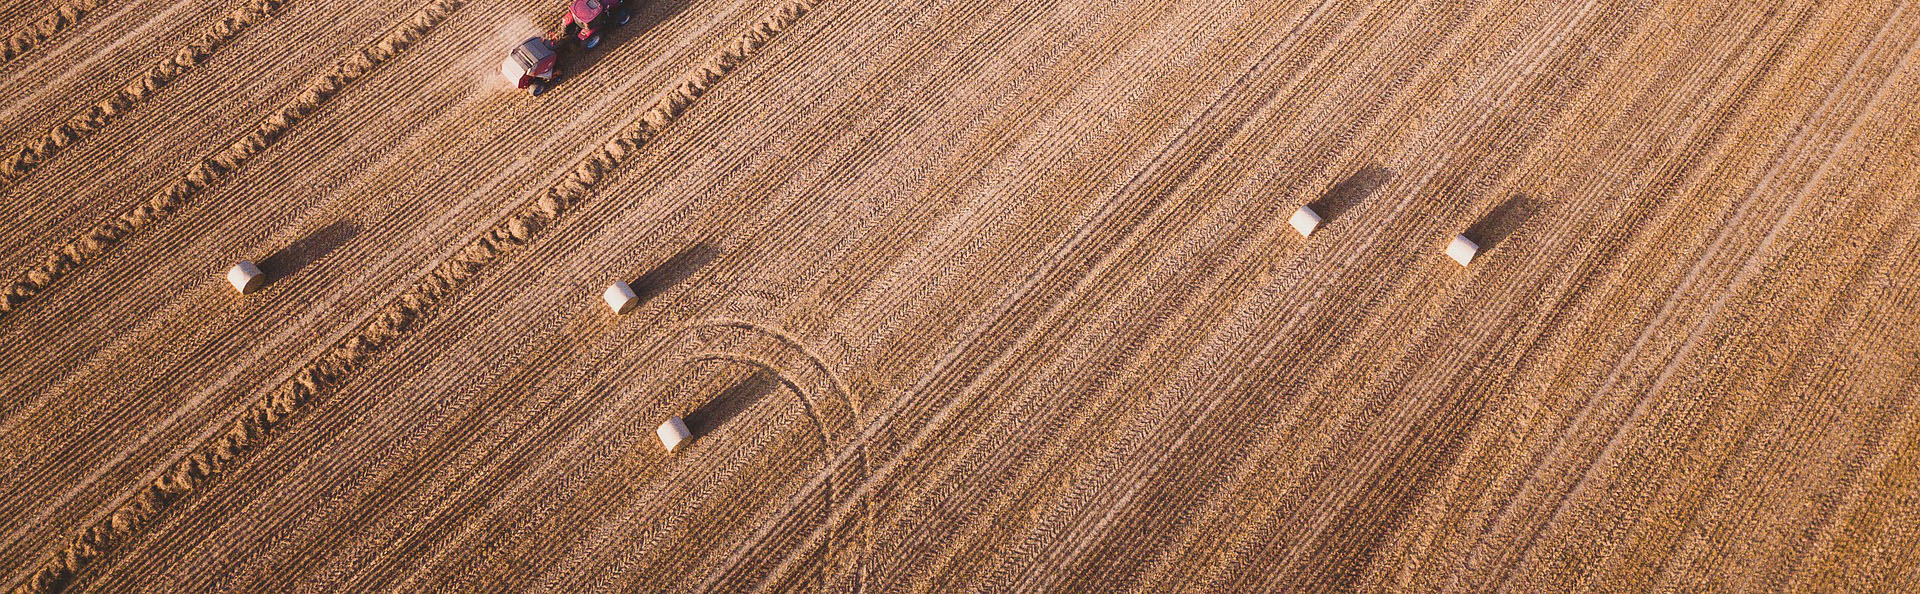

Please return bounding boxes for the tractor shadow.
[1462,193,1545,252]
[258,220,358,287]
[551,0,689,86]
[685,368,781,437]
[627,242,719,305]
[1308,164,1394,223]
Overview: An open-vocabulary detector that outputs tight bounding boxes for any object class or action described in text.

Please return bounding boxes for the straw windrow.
[10,1,824,591]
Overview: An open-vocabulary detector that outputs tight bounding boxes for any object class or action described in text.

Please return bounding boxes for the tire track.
[997,0,1560,586]
[362,1,1075,585]
[699,317,860,417]
[1490,6,1916,588]
[891,0,1467,586]
[1433,2,1831,586]
[793,0,1187,340]
[702,0,1354,580]
[1011,0,1601,583]
[127,2,902,587]
[397,0,1117,582]
[684,352,832,466]
[938,169,1314,591]
[678,338,865,591]
[0,0,678,439]
[1774,122,1920,592]
[1541,17,1920,588]
[10,0,1912,587]
[708,7,1159,577]
[1634,170,1920,589]
[8,0,825,590]
[1781,276,1920,589]
[1356,5,1786,583]
[1612,39,1920,593]
[1223,0,1644,588]
[372,2,898,576]
[1628,3,1917,462]
[195,7,835,589]
[378,310,825,591]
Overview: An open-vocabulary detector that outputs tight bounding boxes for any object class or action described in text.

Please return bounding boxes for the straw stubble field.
[1,0,1915,591]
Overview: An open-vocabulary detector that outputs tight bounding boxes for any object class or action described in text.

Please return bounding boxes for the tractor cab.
[504,0,635,97]
[501,36,558,95]
[561,0,631,49]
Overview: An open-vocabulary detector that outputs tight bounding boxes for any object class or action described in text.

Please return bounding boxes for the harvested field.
[2,0,1917,590]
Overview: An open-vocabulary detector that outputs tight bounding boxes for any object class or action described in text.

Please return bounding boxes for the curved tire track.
[678,319,868,591]
[8,0,826,591]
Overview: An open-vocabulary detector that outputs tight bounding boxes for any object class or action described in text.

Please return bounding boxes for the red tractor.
[562,0,632,49]
[500,0,634,95]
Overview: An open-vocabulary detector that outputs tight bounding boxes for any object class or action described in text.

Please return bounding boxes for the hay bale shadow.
[258,220,359,286]
[685,368,780,437]
[1309,164,1394,223]
[630,242,718,303]
[1462,194,1544,252]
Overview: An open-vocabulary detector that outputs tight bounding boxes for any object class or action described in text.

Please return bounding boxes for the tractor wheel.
[531,81,548,96]
[584,34,601,49]
[618,11,631,25]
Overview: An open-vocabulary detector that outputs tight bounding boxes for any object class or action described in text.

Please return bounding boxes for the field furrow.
[3,0,1915,590]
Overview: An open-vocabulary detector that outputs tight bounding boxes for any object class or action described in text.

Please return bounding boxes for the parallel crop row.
[7,0,471,589]
[11,0,824,591]
[1,0,287,187]
[1,0,110,64]
[0,0,459,321]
